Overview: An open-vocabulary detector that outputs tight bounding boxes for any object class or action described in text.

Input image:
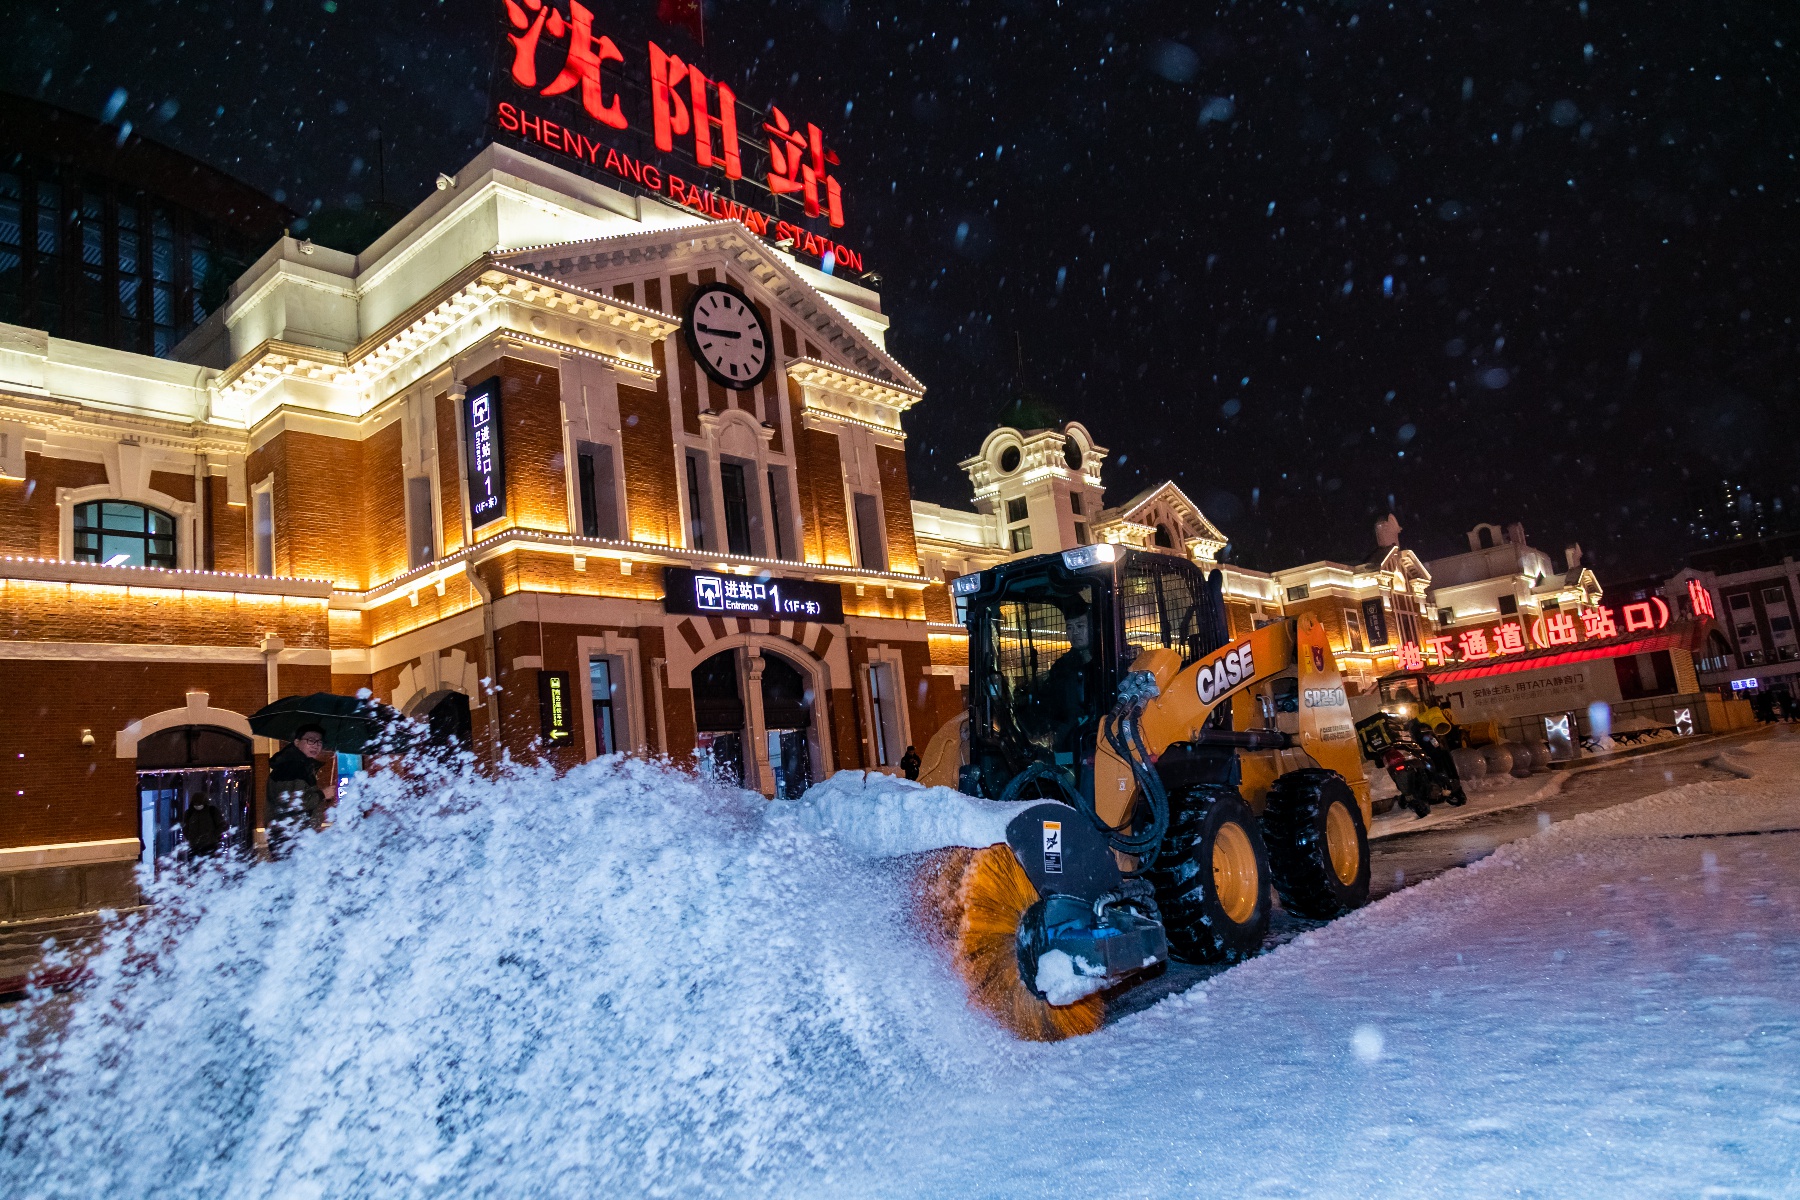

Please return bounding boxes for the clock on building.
[684,282,772,390]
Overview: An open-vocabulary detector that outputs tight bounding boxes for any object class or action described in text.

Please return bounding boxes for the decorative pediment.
[495,220,923,396]
[1095,480,1229,562]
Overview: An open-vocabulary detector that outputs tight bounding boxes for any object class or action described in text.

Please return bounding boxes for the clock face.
[685,283,772,390]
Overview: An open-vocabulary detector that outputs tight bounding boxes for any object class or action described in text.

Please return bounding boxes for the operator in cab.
[1039,609,1097,750]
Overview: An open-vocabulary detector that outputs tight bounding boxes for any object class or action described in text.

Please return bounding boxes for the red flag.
[657,0,704,45]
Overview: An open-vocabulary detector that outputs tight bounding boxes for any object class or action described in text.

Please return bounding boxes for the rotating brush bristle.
[911,844,1105,1042]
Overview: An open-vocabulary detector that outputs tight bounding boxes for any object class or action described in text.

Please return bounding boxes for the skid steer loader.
[915,542,1372,1040]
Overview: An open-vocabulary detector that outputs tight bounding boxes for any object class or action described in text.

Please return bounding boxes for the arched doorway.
[135,725,254,863]
[760,650,814,800]
[691,649,746,784]
[415,689,473,749]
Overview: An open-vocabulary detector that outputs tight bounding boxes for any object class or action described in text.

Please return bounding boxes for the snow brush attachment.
[910,802,1169,1042]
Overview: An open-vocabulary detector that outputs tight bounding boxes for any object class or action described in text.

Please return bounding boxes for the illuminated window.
[684,453,709,551]
[867,661,903,767]
[73,501,175,568]
[720,461,752,556]
[588,656,617,756]
[576,442,619,540]
[253,481,275,575]
[767,468,790,560]
[854,492,886,570]
[406,477,436,570]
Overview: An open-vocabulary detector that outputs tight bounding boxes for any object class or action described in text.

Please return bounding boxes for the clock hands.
[696,324,742,339]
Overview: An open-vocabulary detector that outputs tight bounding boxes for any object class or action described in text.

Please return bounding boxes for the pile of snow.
[785,770,1032,857]
[6,733,1798,1197]
[1034,949,1108,1006]
[0,755,1011,1197]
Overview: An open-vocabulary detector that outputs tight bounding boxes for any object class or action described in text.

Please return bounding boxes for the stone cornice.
[0,392,248,457]
[213,258,681,427]
[329,526,928,611]
[0,553,333,597]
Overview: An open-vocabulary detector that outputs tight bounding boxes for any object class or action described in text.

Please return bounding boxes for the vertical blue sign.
[463,375,506,528]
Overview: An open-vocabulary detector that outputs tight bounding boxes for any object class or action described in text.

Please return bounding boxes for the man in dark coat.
[266,724,336,859]
[181,795,227,858]
[900,745,922,782]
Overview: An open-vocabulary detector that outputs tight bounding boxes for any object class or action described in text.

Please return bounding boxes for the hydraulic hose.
[1095,671,1173,870]
[995,672,1172,871]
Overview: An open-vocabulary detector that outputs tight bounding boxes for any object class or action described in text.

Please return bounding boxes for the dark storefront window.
[0,154,260,356]
[73,500,176,568]
[0,172,19,325]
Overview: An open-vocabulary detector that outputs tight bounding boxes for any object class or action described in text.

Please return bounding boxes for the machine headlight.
[951,572,982,596]
[1061,543,1118,570]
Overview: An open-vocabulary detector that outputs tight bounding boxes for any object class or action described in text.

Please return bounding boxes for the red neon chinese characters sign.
[1398,641,1425,671]
[1687,579,1715,620]
[764,107,844,227]
[507,0,626,129]
[649,42,741,178]
[1532,610,1578,647]
[498,1,854,246]
[1621,598,1669,633]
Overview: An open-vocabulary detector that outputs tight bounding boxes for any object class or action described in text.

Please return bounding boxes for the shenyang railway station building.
[1,142,958,917]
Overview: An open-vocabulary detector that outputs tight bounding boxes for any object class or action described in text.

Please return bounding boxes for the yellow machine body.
[1094,612,1370,838]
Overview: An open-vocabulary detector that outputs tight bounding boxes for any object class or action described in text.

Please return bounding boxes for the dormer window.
[1005,496,1032,552]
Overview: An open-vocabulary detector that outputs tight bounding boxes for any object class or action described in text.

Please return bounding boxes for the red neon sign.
[1687,578,1715,620]
[1414,600,1673,669]
[497,0,859,268]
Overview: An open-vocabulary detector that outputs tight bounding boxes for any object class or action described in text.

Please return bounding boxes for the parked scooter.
[1356,712,1466,818]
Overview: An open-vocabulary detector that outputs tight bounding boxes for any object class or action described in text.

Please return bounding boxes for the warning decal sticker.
[1041,820,1063,874]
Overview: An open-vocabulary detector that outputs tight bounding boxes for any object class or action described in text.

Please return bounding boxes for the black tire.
[1147,784,1272,963]
[1261,769,1371,919]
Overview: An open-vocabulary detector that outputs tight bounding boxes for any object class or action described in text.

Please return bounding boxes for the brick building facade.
[0,145,946,919]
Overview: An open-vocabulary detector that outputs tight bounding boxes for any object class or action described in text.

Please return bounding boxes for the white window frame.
[252,475,276,576]
[575,633,644,759]
[861,645,912,772]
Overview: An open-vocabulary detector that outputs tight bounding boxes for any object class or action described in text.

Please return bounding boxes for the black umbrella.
[249,693,412,755]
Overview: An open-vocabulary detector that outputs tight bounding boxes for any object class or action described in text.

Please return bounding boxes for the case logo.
[1197,643,1255,706]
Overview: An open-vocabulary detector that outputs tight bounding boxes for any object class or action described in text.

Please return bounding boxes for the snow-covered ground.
[3,739,1798,1197]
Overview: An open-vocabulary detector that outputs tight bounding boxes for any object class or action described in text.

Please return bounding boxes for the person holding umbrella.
[266,724,336,858]
[251,693,414,858]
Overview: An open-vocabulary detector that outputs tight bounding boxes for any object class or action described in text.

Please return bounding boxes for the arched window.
[73,501,176,568]
[1478,527,1495,549]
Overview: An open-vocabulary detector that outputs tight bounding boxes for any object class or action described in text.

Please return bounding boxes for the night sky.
[13,0,1796,577]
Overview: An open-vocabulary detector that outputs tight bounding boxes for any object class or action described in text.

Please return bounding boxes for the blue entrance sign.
[663,566,844,623]
[463,375,506,528]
